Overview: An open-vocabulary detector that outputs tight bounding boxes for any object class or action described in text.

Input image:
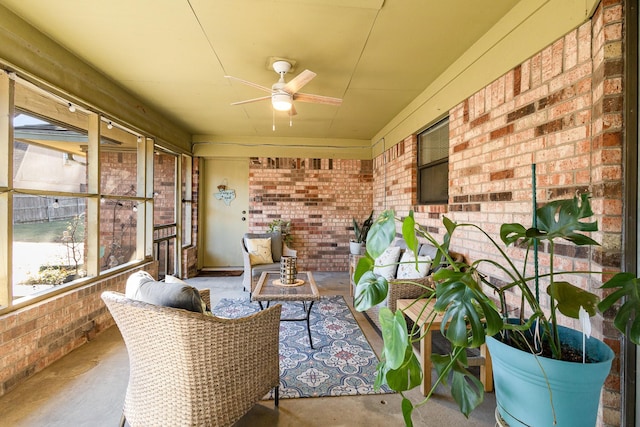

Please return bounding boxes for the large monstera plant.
[353,195,640,426]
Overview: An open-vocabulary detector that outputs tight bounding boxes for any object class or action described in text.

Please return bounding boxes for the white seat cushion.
[396,251,431,279]
[373,246,402,280]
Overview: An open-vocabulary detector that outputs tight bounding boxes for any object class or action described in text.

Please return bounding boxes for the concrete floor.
[0,271,497,427]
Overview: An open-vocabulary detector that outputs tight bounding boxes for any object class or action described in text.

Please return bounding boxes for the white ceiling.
[1,0,520,142]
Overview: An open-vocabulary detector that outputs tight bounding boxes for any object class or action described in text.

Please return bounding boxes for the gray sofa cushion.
[394,239,409,250]
[125,271,206,313]
[418,243,438,260]
[419,243,455,273]
[244,232,283,262]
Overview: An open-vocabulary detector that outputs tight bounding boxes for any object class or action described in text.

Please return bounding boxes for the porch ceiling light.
[272,92,292,111]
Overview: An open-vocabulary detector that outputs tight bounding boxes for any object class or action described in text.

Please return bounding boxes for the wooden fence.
[13,195,85,224]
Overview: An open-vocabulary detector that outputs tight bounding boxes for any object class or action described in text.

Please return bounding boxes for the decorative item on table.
[280,256,297,284]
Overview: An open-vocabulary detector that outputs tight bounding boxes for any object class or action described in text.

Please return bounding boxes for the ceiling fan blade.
[230,95,271,106]
[283,69,316,94]
[294,92,342,106]
[225,75,273,93]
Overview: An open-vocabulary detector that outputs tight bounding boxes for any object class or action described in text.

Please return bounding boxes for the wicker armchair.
[102,291,281,427]
[241,232,297,293]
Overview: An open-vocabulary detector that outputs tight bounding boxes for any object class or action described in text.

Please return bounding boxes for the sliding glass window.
[12,81,91,302]
[99,121,145,272]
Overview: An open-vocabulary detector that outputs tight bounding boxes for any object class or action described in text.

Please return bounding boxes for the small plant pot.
[349,241,363,255]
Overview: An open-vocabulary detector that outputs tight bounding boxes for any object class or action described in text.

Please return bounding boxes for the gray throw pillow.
[394,239,409,250]
[125,271,206,313]
[419,244,450,273]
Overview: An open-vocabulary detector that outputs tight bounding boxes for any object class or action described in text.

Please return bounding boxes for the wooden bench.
[396,298,493,395]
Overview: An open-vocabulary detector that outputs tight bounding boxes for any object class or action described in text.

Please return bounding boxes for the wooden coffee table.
[253,271,321,348]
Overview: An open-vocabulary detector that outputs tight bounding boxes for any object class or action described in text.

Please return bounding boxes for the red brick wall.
[248,157,373,271]
[100,151,139,268]
[591,2,624,424]
[154,152,176,226]
[100,151,138,196]
[372,1,624,424]
[0,262,158,398]
[445,17,605,316]
[373,135,420,216]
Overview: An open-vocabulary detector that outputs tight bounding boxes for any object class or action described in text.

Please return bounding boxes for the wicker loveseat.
[358,240,464,330]
[102,275,281,427]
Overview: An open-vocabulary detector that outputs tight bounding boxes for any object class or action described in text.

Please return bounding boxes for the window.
[99,120,145,272]
[181,154,193,247]
[11,102,92,302]
[0,73,154,310]
[153,150,178,278]
[417,117,449,204]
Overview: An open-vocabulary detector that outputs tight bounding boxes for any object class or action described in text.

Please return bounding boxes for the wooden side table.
[396,298,493,395]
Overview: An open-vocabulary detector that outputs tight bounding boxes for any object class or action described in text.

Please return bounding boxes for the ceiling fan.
[225,60,342,115]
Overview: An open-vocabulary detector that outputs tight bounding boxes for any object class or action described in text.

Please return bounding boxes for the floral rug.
[213,295,393,399]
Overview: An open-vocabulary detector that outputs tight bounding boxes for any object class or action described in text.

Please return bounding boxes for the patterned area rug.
[213,295,393,399]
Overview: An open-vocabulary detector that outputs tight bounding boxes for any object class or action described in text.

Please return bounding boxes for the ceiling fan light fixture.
[227,58,341,115]
[272,93,292,111]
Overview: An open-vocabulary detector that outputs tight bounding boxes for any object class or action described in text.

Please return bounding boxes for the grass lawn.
[14,220,85,243]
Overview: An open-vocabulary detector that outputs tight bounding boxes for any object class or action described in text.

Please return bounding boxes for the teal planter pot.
[487,324,614,427]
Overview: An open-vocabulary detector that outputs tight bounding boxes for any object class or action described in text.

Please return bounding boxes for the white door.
[202,158,249,268]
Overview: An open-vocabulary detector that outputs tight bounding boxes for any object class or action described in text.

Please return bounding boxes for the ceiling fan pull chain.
[272,108,276,131]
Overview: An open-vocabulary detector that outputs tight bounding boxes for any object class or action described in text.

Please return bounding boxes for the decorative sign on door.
[214,181,236,206]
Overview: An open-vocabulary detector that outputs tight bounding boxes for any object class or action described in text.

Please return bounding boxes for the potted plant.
[267,218,293,246]
[353,194,640,427]
[350,211,374,255]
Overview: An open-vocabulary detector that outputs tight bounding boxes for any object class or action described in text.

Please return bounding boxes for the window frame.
[181,154,193,248]
[417,116,450,205]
